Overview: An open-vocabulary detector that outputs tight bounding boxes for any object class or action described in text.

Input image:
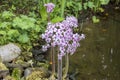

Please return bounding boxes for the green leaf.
[51,16,64,23]
[7,29,20,37]
[88,1,95,9]
[13,15,35,30]
[98,8,104,12]
[40,7,47,20]
[11,5,16,10]
[34,25,40,32]
[1,11,15,19]
[0,22,11,28]
[18,34,29,43]
[83,3,88,10]
[66,1,73,7]
[12,17,22,27]
[0,31,6,35]
[78,3,82,11]
[92,16,100,23]
[100,0,110,5]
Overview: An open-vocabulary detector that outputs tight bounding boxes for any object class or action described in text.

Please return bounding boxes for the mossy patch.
[0,62,8,70]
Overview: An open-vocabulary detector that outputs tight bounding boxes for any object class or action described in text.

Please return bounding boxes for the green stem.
[61,0,66,17]
[53,0,57,4]
[63,53,69,80]
[47,0,50,3]
[116,0,120,4]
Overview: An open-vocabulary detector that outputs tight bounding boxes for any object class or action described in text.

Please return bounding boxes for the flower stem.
[49,47,56,80]
[63,53,69,80]
[48,13,50,22]
[58,56,62,80]
[51,47,55,75]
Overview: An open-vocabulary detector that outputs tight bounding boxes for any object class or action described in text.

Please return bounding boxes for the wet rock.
[4,62,31,68]
[24,68,31,78]
[24,67,49,80]
[32,48,46,62]
[69,69,79,80]
[0,70,9,79]
[36,62,49,69]
[34,55,45,61]
[32,48,45,55]
[21,52,33,61]
[0,43,21,62]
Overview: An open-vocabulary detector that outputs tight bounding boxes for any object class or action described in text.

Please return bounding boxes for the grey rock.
[24,68,32,77]
[0,70,9,78]
[0,43,21,62]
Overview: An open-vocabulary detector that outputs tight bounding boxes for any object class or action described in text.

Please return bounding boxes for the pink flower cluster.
[41,16,85,59]
[44,3,55,13]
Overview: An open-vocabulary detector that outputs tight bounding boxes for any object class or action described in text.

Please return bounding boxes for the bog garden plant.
[41,3,85,80]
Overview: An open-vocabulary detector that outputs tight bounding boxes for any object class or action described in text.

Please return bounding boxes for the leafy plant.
[0,11,45,51]
[12,68,21,80]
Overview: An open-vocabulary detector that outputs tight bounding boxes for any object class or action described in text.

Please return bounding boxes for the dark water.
[69,8,120,80]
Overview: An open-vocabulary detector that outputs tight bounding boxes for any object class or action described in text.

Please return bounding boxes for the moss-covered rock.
[4,75,16,80]
[0,62,8,70]
[0,62,9,78]
[25,67,48,80]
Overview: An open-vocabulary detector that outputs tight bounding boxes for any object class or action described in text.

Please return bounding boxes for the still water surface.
[70,9,120,80]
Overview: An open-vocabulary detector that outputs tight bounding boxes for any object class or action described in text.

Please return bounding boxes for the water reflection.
[69,8,120,80]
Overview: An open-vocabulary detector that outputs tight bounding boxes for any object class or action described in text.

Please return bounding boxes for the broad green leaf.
[66,1,73,7]
[12,17,22,27]
[88,1,95,9]
[51,17,64,23]
[7,29,20,37]
[20,15,36,22]
[34,25,40,32]
[18,34,29,43]
[13,15,35,30]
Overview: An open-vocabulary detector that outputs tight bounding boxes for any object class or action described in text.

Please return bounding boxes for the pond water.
[69,8,120,80]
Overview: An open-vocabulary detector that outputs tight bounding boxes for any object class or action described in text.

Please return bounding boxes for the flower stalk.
[63,53,69,80]
[50,46,55,77]
[58,54,62,80]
